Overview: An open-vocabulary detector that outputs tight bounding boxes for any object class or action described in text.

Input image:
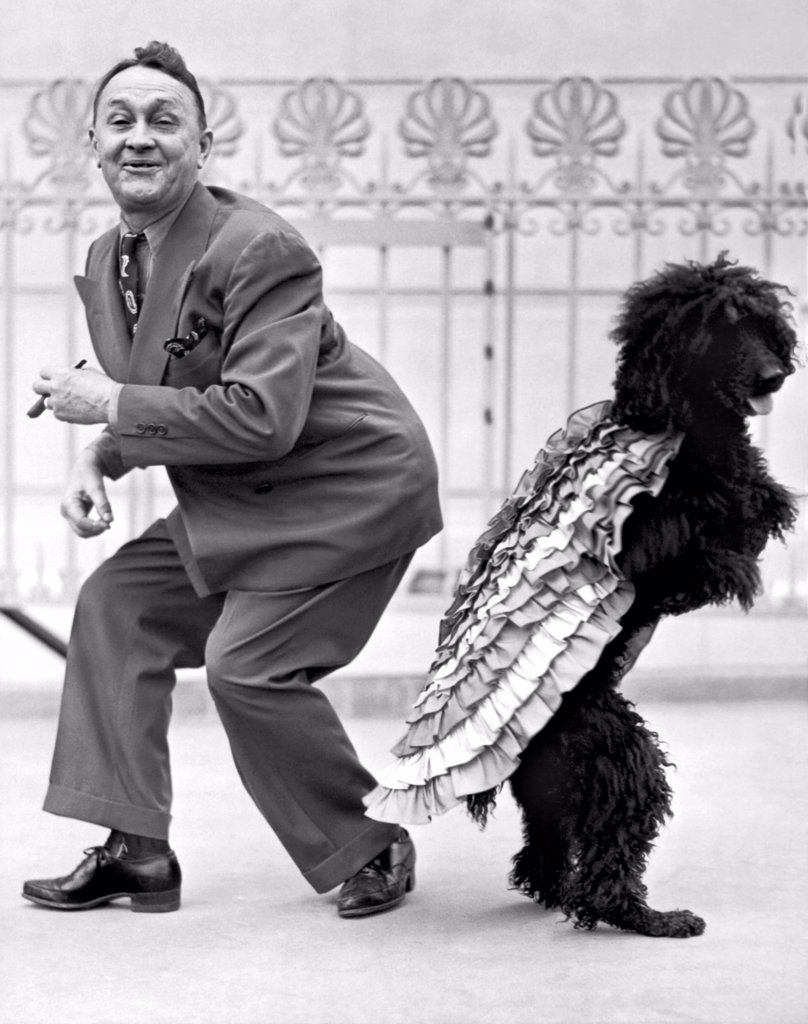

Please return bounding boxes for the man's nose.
[125,120,156,148]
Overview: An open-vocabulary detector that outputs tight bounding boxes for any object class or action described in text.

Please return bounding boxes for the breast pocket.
[162,321,223,389]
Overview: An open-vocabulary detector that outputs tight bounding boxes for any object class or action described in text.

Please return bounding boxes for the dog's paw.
[639,908,706,938]
[602,904,706,938]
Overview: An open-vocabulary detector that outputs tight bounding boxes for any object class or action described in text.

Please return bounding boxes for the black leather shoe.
[22,835,181,913]
[337,828,415,918]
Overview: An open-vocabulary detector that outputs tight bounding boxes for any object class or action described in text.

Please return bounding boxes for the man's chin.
[115,184,168,218]
[106,177,196,225]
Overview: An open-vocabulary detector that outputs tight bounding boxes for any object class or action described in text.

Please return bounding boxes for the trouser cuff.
[43,783,171,840]
[303,821,400,894]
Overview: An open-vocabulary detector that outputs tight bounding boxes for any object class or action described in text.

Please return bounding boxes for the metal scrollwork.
[655,77,756,195]
[0,72,805,609]
[272,77,370,193]
[525,76,626,195]
[399,77,498,193]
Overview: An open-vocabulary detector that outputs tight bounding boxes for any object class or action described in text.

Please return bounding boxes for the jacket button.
[135,423,146,434]
[146,424,157,435]
[156,425,168,436]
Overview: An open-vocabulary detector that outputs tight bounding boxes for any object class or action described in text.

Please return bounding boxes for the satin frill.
[364,401,683,824]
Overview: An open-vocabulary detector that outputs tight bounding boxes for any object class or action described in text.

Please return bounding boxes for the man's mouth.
[121,161,160,172]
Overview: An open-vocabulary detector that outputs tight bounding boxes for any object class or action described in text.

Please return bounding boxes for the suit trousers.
[44,518,409,893]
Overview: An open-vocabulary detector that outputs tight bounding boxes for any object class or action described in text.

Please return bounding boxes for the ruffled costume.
[364,400,683,824]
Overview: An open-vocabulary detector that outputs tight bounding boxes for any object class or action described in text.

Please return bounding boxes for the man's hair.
[92,41,207,130]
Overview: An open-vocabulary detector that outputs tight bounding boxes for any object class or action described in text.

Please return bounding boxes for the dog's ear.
[610,289,702,433]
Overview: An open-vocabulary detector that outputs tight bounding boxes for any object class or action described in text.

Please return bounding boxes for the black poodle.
[365,253,799,938]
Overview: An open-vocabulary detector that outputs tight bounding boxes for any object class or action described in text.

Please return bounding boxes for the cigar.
[27,359,87,418]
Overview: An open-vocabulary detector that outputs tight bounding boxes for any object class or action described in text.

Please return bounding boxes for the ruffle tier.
[364,401,682,824]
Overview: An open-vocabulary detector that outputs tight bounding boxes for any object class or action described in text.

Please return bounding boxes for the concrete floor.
[1,696,807,1024]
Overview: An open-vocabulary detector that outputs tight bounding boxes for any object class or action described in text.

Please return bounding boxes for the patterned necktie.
[119,231,145,336]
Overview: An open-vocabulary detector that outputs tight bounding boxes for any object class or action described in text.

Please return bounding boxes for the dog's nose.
[747,352,786,417]
[757,364,786,391]
[757,361,786,393]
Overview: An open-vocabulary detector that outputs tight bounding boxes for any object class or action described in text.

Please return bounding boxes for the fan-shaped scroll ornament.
[23,79,94,192]
[399,77,497,191]
[656,78,756,193]
[272,77,370,192]
[526,76,626,193]
[198,81,245,158]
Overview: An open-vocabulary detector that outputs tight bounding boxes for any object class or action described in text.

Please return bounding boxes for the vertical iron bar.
[142,464,157,530]
[633,136,645,282]
[378,135,390,365]
[2,141,17,601]
[698,203,709,263]
[126,456,141,539]
[503,210,516,494]
[482,211,496,522]
[567,211,580,415]
[757,134,775,450]
[378,244,389,365]
[502,140,518,494]
[761,133,775,273]
[62,215,81,599]
[439,243,452,574]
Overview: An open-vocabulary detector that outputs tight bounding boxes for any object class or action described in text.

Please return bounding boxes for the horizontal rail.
[0,606,68,658]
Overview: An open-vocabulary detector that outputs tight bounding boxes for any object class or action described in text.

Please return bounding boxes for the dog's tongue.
[747,393,773,416]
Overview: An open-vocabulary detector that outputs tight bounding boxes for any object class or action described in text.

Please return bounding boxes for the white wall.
[3,0,807,82]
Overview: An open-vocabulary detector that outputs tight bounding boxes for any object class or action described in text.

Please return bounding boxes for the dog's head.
[610,253,798,434]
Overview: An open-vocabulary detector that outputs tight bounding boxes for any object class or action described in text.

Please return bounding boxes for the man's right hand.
[61,451,114,537]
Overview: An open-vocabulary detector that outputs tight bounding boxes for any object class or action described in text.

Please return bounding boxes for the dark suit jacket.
[74,183,442,594]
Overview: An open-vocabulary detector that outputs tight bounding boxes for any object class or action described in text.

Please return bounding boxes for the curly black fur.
[475,253,799,937]
[613,254,798,615]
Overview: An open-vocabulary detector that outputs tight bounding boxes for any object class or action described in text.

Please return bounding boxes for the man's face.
[91,65,213,226]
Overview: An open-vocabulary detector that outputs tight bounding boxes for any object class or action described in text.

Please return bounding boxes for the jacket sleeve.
[115,228,324,469]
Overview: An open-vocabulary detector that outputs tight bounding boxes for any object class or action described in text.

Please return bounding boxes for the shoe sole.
[22,889,181,913]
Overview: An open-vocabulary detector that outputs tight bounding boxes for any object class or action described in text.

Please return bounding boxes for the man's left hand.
[33,365,119,424]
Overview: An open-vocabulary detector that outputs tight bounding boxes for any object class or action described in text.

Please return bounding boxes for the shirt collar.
[118,186,195,256]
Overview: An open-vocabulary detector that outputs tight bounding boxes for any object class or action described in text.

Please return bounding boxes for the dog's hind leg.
[509,714,572,910]
[558,684,705,937]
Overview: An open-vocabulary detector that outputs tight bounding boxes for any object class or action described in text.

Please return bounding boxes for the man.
[24,42,441,917]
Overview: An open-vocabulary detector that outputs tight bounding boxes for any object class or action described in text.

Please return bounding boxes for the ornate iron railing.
[1,74,806,607]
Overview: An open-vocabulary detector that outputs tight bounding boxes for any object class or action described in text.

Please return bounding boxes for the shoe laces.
[82,846,114,865]
[83,840,127,864]
[355,851,390,879]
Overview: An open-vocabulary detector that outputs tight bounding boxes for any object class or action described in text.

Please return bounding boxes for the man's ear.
[89,127,100,168]
[198,129,214,169]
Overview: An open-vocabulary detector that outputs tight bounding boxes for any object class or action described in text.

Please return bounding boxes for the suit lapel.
[74,229,131,383]
[128,184,220,385]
